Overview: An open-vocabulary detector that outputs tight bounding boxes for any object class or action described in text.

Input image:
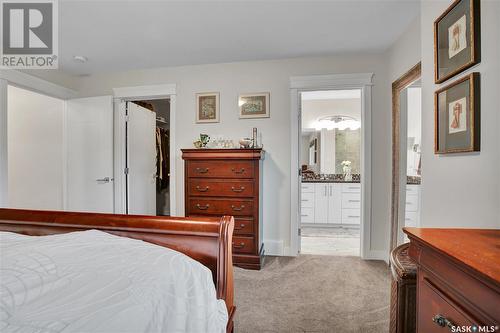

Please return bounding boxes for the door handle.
[232,242,245,249]
[96,177,111,183]
[196,167,209,174]
[196,203,210,210]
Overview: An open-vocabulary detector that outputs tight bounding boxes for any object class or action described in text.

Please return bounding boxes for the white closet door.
[66,96,114,213]
[127,102,156,215]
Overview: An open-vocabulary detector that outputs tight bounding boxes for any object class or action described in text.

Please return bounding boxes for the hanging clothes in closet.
[156,127,169,191]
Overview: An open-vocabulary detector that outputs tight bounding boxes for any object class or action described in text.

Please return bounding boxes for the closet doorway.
[124,99,171,216]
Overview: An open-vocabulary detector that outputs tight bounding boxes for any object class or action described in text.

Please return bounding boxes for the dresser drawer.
[188,179,254,197]
[342,183,361,193]
[342,209,360,224]
[187,161,254,178]
[342,193,361,209]
[233,217,254,235]
[232,236,255,254]
[301,192,314,208]
[188,198,253,216]
[418,276,477,333]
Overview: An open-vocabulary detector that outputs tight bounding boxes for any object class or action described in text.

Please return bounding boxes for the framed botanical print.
[435,72,480,154]
[196,92,219,123]
[434,0,480,84]
[238,93,270,119]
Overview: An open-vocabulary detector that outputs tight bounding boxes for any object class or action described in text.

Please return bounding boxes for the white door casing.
[290,73,375,260]
[126,102,156,215]
[66,96,114,213]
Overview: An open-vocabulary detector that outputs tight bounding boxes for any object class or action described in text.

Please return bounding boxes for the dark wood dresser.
[404,228,500,333]
[182,148,264,270]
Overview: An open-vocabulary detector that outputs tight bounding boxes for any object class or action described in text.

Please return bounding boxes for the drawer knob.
[432,314,455,330]
[232,168,245,174]
[196,185,210,192]
[196,203,210,210]
[231,205,245,211]
[232,242,245,249]
[196,167,209,174]
[234,223,246,230]
[231,186,245,193]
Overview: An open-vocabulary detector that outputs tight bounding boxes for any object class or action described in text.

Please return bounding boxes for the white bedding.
[0,230,228,333]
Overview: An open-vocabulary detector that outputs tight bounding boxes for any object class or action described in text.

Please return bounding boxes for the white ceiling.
[59,0,420,75]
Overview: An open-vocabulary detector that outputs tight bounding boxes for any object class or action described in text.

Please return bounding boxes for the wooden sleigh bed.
[0,208,236,333]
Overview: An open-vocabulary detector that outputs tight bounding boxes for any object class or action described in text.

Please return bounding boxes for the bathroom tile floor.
[300,226,360,256]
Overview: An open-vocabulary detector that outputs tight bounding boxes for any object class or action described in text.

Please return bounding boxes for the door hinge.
[298,228,301,236]
[124,167,129,175]
[124,115,130,122]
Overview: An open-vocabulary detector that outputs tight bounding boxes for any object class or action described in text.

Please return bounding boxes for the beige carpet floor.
[234,255,391,333]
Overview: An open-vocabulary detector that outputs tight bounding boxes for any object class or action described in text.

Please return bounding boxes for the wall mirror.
[390,63,422,250]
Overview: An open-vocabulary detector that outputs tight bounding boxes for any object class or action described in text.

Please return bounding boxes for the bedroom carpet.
[233,255,391,333]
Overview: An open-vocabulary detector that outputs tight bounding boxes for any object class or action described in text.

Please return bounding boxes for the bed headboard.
[0,208,235,329]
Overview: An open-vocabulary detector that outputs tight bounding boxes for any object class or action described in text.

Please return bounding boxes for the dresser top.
[182,148,265,160]
[404,228,500,284]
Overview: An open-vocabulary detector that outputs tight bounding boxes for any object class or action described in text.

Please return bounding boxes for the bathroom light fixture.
[314,115,361,131]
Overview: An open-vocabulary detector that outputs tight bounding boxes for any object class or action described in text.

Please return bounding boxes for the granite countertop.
[301,173,421,185]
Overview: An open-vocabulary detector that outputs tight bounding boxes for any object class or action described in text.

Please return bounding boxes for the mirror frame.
[390,62,421,251]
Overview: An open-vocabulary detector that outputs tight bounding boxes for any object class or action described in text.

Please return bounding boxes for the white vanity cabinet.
[404,184,421,227]
[301,182,360,225]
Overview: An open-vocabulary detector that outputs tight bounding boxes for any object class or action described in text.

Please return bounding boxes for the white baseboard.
[362,250,389,264]
[263,239,284,256]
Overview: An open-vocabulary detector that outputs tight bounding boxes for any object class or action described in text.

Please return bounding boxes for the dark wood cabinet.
[404,228,500,333]
[182,148,264,270]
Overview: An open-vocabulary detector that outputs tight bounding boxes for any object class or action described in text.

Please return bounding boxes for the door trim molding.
[390,63,421,251]
[0,70,77,100]
[112,84,177,216]
[288,73,374,259]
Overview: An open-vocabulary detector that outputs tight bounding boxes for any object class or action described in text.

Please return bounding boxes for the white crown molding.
[290,73,374,89]
[0,70,77,100]
[113,84,177,100]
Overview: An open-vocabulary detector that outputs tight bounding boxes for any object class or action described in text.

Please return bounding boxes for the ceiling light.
[315,115,361,131]
[73,55,88,63]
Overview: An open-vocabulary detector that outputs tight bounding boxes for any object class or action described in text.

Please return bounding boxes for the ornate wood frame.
[434,0,481,84]
[390,63,421,252]
[434,72,480,154]
[0,208,235,333]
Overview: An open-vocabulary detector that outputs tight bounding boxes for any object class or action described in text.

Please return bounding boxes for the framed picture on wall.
[434,0,480,84]
[434,72,480,154]
[196,92,220,123]
[238,93,270,119]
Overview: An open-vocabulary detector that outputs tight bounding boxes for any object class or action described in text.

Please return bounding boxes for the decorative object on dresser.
[434,0,480,84]
[238,93,270,119]
[196,92,220,123]
[182,148,265,270]
[435,72,480,154]
[404,228,500,333]
[390,243,417,333]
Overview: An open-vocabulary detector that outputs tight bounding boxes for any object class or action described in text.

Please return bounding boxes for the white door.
[127,102,156,215]
[66,96,114,213]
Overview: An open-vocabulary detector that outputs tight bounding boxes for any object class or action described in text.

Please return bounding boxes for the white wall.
[388,17,421,82]
[7,86,65,210]
[74,54,392,255]
[420,0,500,228]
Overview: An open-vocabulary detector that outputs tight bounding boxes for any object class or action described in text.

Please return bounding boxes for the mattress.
[0,230,228,333]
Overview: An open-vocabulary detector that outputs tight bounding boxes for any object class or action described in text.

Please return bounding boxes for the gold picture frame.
[196,92,220,123]
[434,0,480,84]
[434,72,480,154]
[238,93,270,119]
